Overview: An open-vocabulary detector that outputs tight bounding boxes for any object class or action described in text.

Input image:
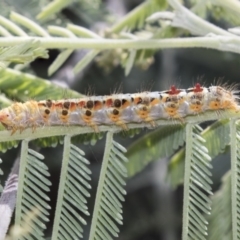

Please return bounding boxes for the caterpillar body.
[0,83,238,134]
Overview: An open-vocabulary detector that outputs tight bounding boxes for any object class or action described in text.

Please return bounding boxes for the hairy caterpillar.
[0,83,238,134]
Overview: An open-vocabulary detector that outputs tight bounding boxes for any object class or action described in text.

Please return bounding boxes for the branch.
[0,109,239,143]
[0,36,240,53]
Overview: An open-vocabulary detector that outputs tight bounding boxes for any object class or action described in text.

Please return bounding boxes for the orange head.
[0,109,12,129]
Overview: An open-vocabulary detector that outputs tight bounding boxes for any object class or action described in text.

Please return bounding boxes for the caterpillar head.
[0,109,12,129]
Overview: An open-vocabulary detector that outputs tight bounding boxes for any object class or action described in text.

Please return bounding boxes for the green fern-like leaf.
[208,171,232,240]
[0,135,19,153]
[0,40,48,65]
[126,124,185,177]
[0,68,83,102]
[111,0,168,33]
[230,120,240,239]
[33,132,104,149]
[167,119,230,188]
[48,49,73,76]
[15,141,51,240]
[182,124,212,240]
[37,0,73,21]
[0,0,68,25]
[89,132,128,240]
[52,135,91,239]
[72,132,105,146]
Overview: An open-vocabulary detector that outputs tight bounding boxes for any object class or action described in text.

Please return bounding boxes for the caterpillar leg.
[116,122,128,131]
[89,124,99,133]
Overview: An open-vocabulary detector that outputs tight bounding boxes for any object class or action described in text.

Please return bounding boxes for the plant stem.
[0,36,240,52]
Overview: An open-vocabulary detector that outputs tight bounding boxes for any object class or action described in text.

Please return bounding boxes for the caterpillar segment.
[76,98,101,131]
[104,94,132,130]
[207,86,239,111]
[161,86,188,120]
[0,83,239,134]
[186,83,208,114]
[130,92,155,127]
[24,101,41,133]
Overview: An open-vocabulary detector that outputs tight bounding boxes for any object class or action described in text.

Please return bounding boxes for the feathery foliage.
[0,68,83,102]
[230,120,240,240]
[208,171,232,240]
[89,132,128,240]
[37,0,73,21]
[0,136,19,153]
[111,0,168,33]
[52,136,91,239]
[182,124,212,240]
[126,124,185,177]
[167,119,231,188]
[0,40,48,66]
[15,141,51,240]
[34,132,104,148]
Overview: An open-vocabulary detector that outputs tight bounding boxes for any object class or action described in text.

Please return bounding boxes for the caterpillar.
[0,83,238,134]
